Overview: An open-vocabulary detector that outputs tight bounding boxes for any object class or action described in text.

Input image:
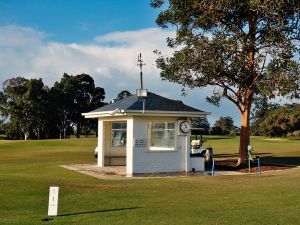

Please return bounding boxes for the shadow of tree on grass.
[213,152,271,159]
[259,156,300,166]
[208,154,300,171]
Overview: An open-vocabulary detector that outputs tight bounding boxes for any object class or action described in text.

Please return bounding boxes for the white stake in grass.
[48,186,59,216]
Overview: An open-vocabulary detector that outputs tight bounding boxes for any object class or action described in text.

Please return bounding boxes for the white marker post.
[48,186,59,217]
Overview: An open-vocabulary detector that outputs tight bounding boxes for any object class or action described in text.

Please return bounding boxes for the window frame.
[147,121,177,151]
[111,122,127,147]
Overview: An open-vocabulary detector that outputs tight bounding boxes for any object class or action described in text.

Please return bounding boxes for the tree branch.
[210,79,243,112]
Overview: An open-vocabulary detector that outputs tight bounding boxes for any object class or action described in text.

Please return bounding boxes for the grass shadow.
[41,207,141,222]
[204,136,235,140]
[213,153,239,158]
[57,206,141,217]
[206,154,300,172]
[260,156,300,166]
[213,152,271,159]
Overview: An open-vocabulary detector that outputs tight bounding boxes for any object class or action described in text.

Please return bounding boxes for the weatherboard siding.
[97,116,195,175]
[130,117,187,174]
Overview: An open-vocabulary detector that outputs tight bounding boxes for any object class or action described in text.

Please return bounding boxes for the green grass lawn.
[0,137,300,225]
[203,135,300,165]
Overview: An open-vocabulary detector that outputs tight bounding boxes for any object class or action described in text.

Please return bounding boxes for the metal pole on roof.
[137,53,145,89]
[137,53,147,113]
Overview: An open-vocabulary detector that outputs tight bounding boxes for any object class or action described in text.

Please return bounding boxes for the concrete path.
[61,164,129,180]
[61,164,247,180]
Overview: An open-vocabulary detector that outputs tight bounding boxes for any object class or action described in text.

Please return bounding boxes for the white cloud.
[0,25,242,126]
[0,25,46,48]
[0,26,176,94]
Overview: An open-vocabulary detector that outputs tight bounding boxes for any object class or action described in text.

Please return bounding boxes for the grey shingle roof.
[89,92,204,113]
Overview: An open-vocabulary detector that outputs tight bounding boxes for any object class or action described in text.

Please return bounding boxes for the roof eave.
[125,110,210,117]
[82,110,210,119]
[82,109,126,118]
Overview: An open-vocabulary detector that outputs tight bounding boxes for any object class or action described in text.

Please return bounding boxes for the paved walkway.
[61,164,129,180]
[61,164,246,180]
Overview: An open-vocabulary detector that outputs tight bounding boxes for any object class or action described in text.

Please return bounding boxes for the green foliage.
[211,116,235,135]
[152,0,300,102]
[287,130,300,139]
[0,77,48,140]
[116,90,132,100]
[1,74,106,140]
[152,0,300,159]
[52,73,105,138]
[191,117,210,134]
[250,96,279,135]
[257,104,300,137]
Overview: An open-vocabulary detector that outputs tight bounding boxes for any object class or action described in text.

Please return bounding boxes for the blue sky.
[0,0,159,43]
[0,0,242,126]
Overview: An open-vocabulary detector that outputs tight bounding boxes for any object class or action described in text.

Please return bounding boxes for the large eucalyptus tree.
[0,77,48,140]
[151,0,300,164]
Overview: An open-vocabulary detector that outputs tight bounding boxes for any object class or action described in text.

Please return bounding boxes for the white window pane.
[150,122,175,150]
[111,122,127,147]
[112,122,127,130]
[112,130,127,147]
[152,123,165,130]
[121,123,127,129]
[167,123,175,129]
[112,123,121,129]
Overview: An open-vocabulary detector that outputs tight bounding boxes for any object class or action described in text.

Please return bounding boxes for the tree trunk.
[237,104,251,165]
[24,132,29,140]
[64,127,67,139]
[76,123,80,138]
[17,124,20,140]
[237,12,255,165]
[85,123,88,138]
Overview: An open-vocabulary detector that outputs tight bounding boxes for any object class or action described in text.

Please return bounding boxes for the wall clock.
[179,120,191,134]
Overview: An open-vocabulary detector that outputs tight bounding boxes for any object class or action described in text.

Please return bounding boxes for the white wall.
[97,115,204,175]
[130,116,188,174]
[96,120,104,167]
[126,117,134,175]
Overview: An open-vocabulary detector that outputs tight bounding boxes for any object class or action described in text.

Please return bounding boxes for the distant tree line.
[211,117,237,136]
[1,73,298,140]
[251,100,300,138]
[192,101,300,138]
[0,74,106,140]
[191,116,237,136]
[207,102,300,138]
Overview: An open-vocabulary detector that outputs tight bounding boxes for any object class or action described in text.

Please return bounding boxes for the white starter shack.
[83,91,209,176]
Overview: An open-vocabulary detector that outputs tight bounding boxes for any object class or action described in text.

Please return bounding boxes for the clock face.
[180,121,191,134]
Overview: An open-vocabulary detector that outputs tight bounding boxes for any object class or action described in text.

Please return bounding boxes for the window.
[111,122,127,147]
[149,122,175,151]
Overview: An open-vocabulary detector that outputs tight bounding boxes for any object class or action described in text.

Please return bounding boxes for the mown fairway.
[0,137,300,225]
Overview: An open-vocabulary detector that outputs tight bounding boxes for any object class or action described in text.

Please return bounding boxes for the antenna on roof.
[137,53,147,113]
[136,53,147,98]
[137,53,145,89]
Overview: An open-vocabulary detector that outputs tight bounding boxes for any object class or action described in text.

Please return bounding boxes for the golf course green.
[0,137,299,225]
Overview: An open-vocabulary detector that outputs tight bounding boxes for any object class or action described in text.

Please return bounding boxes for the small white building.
[83,91,209,176]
